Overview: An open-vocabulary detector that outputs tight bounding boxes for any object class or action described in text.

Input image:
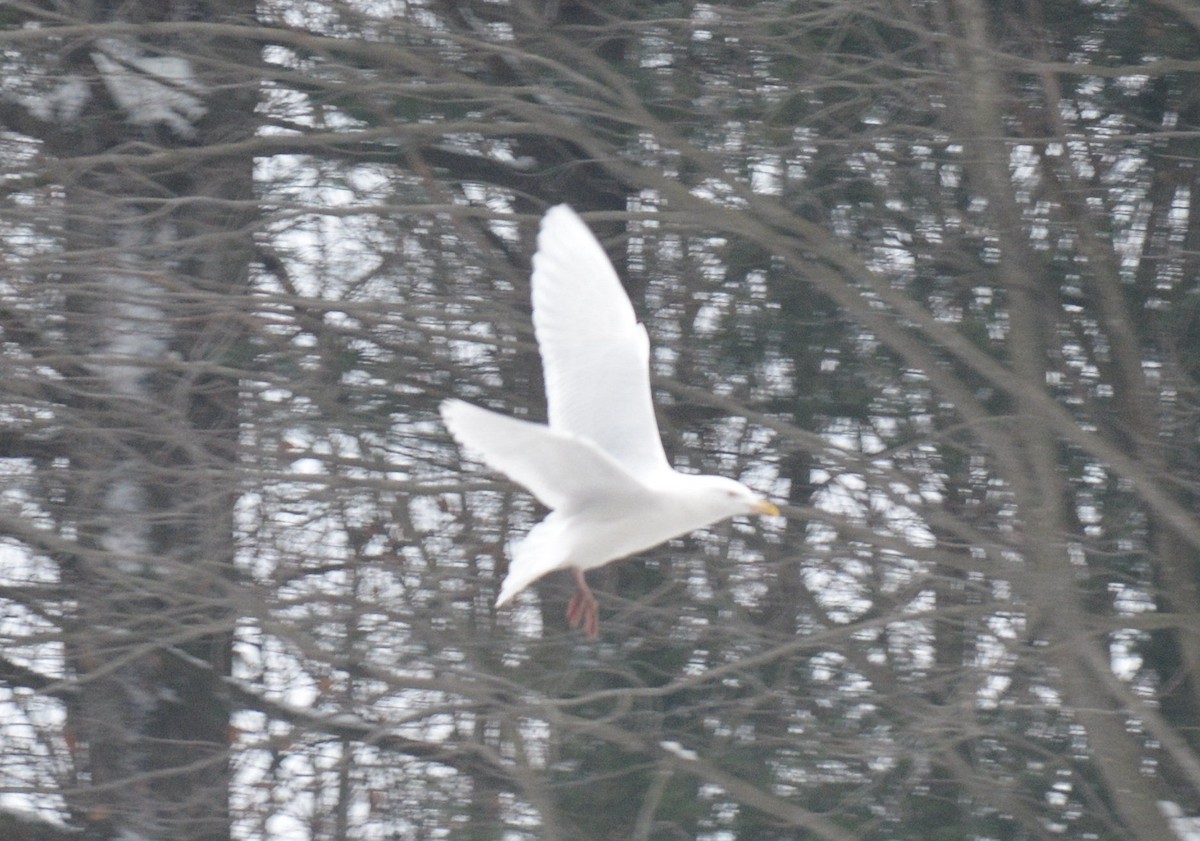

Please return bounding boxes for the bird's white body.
[441,205,777,622]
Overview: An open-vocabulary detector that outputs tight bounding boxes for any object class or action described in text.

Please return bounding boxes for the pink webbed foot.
[566,568,599,638]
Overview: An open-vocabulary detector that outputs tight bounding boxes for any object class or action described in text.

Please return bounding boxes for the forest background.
[1,1,1199,839]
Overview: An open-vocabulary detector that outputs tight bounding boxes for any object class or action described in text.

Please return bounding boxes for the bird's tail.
[495,513,569,607]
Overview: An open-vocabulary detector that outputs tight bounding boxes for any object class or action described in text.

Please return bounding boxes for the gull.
[441,205,779,637]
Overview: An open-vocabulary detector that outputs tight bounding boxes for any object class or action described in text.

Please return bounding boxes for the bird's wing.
[440,399,648,511]
[531,205,672,478]
[494,511,569,606]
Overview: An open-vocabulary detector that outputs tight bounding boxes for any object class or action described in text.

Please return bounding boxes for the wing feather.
[532,206,672,478]
[440,399,646,511]
[494,512,569,606]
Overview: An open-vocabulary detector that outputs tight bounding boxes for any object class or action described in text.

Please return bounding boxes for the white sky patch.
[1162,801,1200,841]
[751,155,782,195]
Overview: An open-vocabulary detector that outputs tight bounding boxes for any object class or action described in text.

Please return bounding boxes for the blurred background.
[0,1,1198,839]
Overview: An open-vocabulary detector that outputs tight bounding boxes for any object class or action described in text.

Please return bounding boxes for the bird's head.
[691,475,780,520]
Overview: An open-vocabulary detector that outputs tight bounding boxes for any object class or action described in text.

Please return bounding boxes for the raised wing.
[531,205,672,478]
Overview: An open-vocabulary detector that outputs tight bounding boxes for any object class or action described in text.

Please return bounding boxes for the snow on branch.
[91,38,206,138]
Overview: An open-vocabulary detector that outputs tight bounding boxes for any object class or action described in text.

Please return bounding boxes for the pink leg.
[566,568,599,638]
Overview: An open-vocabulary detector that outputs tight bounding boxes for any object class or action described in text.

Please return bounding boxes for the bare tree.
[2,1,1200,839]
[1,2,256,839]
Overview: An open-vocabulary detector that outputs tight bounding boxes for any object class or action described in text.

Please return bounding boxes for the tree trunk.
[29,4,258,838]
